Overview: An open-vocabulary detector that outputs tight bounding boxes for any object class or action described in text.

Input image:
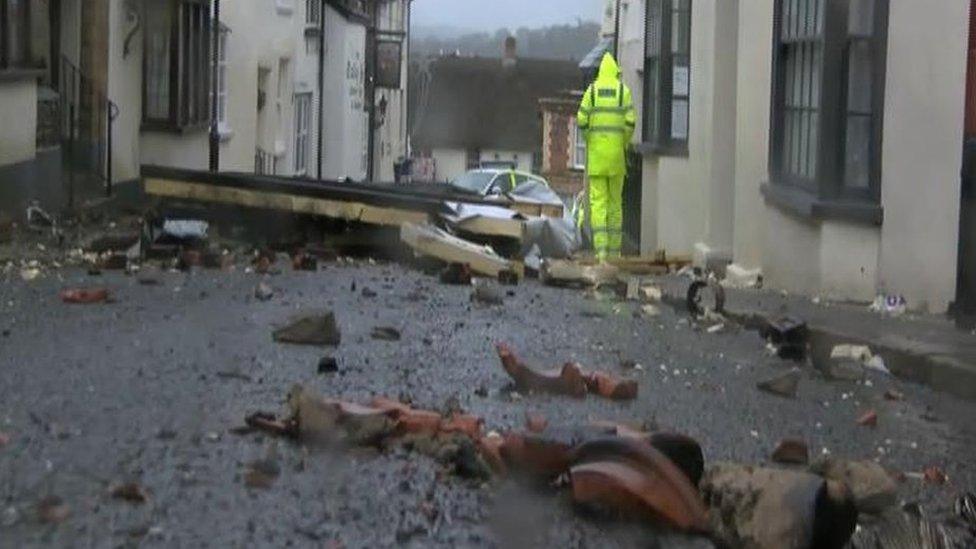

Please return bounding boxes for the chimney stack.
[503,36,517,68]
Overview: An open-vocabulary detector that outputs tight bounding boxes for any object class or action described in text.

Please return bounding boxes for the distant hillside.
[410,21,601,62]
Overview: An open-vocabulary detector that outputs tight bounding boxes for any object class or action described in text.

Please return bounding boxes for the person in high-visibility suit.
[577,53,636,260]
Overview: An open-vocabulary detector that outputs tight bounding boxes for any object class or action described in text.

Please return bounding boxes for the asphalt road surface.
[1,262,974,547]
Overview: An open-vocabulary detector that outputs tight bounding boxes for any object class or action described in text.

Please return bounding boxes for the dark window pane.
[645,0,661,56]
[671,98,688,139]
[145,0,172,120]
[847,39,872,113]
[845,115,871,189]
[849,0,875,37]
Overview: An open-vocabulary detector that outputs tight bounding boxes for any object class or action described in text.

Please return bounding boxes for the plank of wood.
[541,259,620,287]
[443,215,525,240]
[400,223,523,279]
[144,178,430,227]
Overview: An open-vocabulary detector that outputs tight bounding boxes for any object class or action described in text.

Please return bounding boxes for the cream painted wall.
[319,7,368,181]
[878,0,968,312]
[139,132,209,169]
[730,0,773,270]
[820,221,880,302]
[108,0,144,182]
[478,150,532,173]
[432,148,466,183]
[762,206,821,295]
[0,80,38,166]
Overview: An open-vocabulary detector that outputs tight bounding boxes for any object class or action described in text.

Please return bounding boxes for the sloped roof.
[409,56,581,152]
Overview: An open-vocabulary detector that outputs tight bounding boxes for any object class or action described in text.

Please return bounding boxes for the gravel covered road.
[1,261,974,547]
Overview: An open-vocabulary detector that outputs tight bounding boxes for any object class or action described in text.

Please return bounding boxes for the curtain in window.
[145,0,172,120]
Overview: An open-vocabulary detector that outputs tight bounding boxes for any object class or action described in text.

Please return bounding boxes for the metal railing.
[59,55,119,204]
[255,147,277,175]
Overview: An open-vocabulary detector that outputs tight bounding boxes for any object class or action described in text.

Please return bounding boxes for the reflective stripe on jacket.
[577,53,636,176]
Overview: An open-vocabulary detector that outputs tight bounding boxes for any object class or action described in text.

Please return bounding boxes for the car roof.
[466,169,542,178]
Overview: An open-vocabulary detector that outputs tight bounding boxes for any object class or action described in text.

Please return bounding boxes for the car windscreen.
[449,172,495,194]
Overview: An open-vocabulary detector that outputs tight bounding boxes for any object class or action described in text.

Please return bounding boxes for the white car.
[449,169,550,196]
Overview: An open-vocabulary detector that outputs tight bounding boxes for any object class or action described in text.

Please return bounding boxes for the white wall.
[877,0,968,312]
[478,149,532,172]
[108,0,143,182]
[628,0,738,258]
[371,0,410,182]
[0,79,38,166]
[319,6,368,181]
[432,148,466,182]
[730,0,773,270]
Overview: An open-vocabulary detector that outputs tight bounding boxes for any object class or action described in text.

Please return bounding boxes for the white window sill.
[275,1,294,16]
[218,126,233,142]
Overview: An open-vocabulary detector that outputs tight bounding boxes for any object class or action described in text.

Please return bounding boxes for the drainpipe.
[317,0,325,180]
[613,0,621,59]
[208,0,220,172]
[366,4,378,182]
[403,0,411,160]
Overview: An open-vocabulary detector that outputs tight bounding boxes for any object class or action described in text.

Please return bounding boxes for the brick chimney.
[503,36,517,68]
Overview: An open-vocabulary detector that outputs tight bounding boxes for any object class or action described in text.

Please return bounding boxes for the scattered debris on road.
[371,326,402,341]
[59,288,110,304]
[36,496,71,524]
[273,312,341,346]
[701,463,857,549]
[317,356,339,374]
[857,409,879,428]
[756,368,801,398]
[811,458,898,515]
[762,316,807,361]
[254,281,274,301]
[771,437,810,465]
[495,344,638,401]
[110,482,149,504]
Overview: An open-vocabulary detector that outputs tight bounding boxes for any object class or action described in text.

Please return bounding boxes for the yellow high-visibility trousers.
[588,174,624,260]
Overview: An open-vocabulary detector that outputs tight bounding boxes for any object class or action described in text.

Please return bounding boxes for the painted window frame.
[572,119,586,170]
[768,0,889,209]
[213,26,230,137]
[641,0,692,156]
[142,0,212,132]
[294,92,312,175]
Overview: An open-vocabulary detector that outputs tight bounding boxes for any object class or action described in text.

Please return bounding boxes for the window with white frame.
[294,93,312,174]
[573,119,586,170]
[769,0,889,207]
[306,0,321,25]
[143,0,211,130]
[643,0,691,154]
[214,27,229,133]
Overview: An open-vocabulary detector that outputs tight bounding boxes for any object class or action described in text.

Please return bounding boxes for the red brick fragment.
[857,409,878,428]
[570,439,710,534]
[395,409,443,436]
[500,433,576,478]
[524,412,548,433]
[245,412,298,438]
[923,466,948,485]
[369,396,412,416]
[771,438,810,465]
[496,343,587,398]
[60,288,110,304]
[585,372,638,401]
[441,413,483,439]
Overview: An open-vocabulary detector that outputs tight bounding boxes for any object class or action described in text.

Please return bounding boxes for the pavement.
[1,255,974,547]
[659,276,976,401]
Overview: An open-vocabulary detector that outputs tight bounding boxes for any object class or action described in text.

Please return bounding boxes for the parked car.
[449,169,550,196]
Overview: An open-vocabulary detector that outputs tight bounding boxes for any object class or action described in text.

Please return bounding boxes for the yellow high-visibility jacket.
[577,53,636,176]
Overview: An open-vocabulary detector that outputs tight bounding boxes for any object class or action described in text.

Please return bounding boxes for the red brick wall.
[541,106,584,196]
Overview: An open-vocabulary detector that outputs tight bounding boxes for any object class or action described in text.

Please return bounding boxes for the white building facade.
[0,0,410,216]
[609,0,971,313]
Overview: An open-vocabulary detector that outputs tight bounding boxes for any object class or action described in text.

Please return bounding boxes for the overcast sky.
[412,0,607,32]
